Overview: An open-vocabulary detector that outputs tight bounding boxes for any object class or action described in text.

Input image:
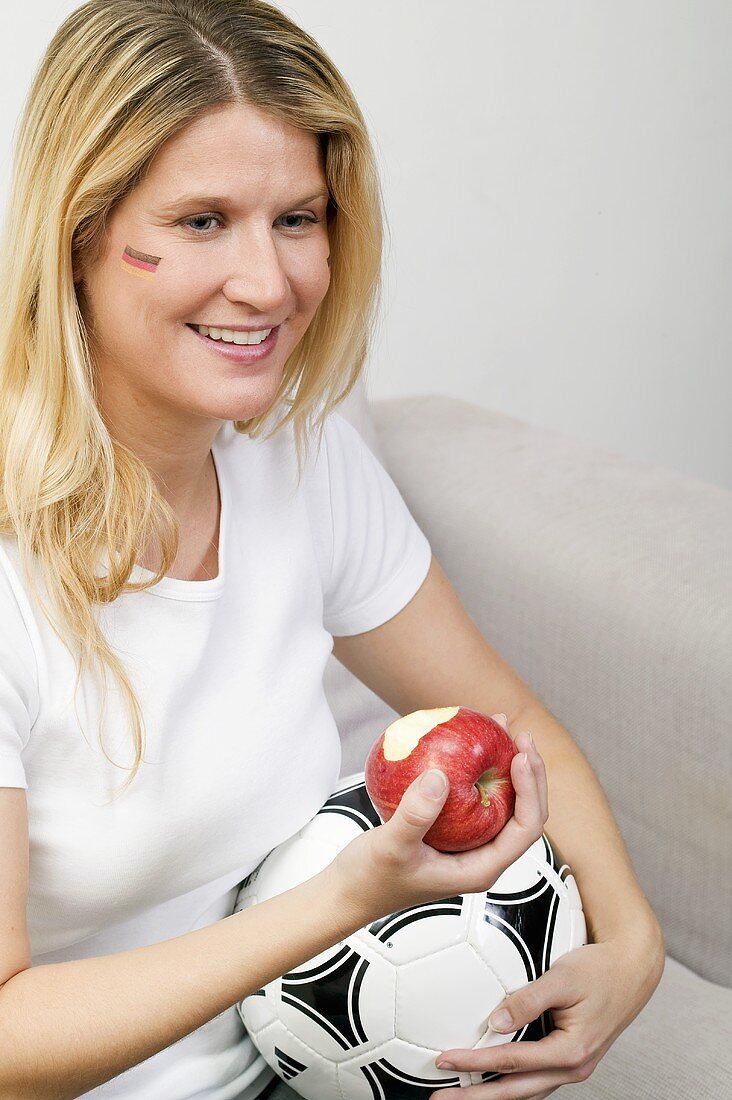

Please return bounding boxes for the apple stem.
[475,768,496,808]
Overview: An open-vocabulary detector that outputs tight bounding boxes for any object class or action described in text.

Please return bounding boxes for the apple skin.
[364,707,519,853]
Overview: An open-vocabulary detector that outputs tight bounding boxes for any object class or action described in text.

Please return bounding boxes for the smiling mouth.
[185,323,276,344]
[185,321,280,361]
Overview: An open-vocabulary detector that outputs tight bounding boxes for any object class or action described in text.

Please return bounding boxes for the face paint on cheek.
[120,245,162,281]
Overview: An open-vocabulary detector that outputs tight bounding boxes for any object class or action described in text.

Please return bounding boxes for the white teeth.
[194,325,272,345]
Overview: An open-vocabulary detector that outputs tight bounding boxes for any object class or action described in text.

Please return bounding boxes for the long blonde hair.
[0,0,385,796]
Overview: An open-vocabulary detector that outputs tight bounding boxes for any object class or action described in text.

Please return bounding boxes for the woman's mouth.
[185,323,280,365]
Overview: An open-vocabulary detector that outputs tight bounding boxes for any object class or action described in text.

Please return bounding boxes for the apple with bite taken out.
[364,706,519,852]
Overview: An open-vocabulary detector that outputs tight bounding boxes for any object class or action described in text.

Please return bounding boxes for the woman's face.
[76,101,332,442]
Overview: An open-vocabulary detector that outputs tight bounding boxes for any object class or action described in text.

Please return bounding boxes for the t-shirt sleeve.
[0,545,40,789]
[309,411,432,637]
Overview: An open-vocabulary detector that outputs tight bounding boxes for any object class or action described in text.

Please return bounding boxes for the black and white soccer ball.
[234,772,587,1098]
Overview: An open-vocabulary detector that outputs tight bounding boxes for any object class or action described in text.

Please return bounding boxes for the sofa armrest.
[369,393,732,988]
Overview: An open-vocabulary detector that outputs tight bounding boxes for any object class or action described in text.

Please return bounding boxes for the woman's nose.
[222,228,290,311]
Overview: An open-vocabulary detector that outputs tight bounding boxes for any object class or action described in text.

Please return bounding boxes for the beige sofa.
[323,387,732,1098]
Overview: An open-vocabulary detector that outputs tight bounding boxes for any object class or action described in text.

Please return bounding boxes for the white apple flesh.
[364,706,519,852]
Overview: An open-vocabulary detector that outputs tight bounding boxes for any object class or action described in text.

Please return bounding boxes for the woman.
[0,2,664,1098]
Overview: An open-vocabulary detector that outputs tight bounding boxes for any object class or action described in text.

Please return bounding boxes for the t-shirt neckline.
[130,434,228,602]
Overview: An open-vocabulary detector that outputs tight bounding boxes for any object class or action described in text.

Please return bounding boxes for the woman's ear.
[72,244,85,287]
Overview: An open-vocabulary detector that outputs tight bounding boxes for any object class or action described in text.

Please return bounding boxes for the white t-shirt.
[0,410,432,1099]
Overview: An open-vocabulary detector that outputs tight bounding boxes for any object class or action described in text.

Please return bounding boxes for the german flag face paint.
[121,245,162,281]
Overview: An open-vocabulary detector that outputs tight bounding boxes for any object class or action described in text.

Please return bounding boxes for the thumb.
[389,768,450,844]
[487,958,578,1034]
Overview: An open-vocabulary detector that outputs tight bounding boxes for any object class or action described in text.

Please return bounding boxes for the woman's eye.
[278,213,319,231]
[182,215,222,233]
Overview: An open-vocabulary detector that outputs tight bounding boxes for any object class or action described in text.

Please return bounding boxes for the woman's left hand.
[428,931,665,1099]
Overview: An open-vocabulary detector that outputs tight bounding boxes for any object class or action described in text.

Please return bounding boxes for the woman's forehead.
[136,104,327,203]
[157,102,321,165]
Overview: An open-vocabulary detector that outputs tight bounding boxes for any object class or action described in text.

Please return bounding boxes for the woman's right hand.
[326,723,548,923]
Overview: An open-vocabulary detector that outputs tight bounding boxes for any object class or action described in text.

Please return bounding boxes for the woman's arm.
[0,867,361,1100]
[507,697,664,952]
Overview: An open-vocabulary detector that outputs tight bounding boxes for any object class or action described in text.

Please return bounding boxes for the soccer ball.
[234,772,587,1098]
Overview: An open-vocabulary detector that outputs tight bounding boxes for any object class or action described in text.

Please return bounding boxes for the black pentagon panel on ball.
[320,776,383,831]
[281,944,371,1050]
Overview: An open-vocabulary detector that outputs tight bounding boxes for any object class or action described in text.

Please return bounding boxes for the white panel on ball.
[396,941,503,1049]
[468,917,534,994]
[242,834,338,903]
[239,986,278,1037]
[353,891,475,967]
[571,908,588,949]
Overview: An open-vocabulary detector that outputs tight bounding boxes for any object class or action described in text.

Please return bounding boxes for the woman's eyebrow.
[157,189,330,212]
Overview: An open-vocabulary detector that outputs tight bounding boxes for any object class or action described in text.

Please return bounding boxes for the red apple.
[364,706,519,852]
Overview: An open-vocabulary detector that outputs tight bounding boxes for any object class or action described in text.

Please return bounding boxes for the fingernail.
[521,752,530,771]
[489,1008,513,1032]
[436,1059,456,1070]
[527,731,536,751]
[420,769,447,798]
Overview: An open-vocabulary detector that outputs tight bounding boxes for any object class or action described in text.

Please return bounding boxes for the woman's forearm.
[0,868,363,1100]
[510,699,665,954]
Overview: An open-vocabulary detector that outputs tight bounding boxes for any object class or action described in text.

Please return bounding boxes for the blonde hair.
[0,0,386,797]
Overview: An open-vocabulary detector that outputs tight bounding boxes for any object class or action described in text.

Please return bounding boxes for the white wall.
[3,2,730,490]
[286,0,732,491]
